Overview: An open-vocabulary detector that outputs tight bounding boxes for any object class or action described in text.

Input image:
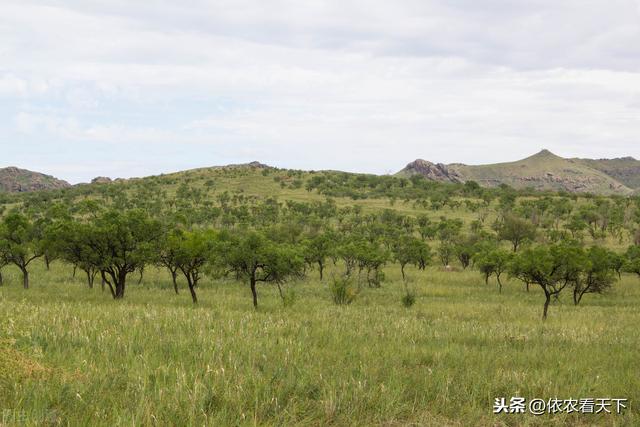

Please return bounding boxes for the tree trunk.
[86,269,94,289]
[187,275,198,304]
[101,275,106,292]
[115,269,127,299]
[21,266,29,289]
[137,268,144,285]
[542,290,551,320]
[171,270,179,294]
[0,269,3,286]
[72,265,77,278]
[496,274,503,293]
[101,272,116,298]
[318,261,324,280]
[45,255,50,270]
[401,264,406,280]
[250,274,258,308]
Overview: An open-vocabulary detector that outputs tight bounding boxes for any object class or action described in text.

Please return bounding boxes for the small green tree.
[48,220,100,289]
[157,229,183,294]
[498,215,537,252]
[509,244,582,319]
[475,248,512,292]
[453,235,479,270]
[220,230,305,308]
[0,212,44,289]
[572,246,616,305]
[624,245,640,279]
[84,210,163,299]
[437,241,455,267]
[303,230,336,280]
[392,235,432,280]
[174,229,219,304]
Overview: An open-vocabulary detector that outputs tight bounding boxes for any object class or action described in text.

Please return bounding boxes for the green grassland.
[1,165,639,426]
[1,260,639,426]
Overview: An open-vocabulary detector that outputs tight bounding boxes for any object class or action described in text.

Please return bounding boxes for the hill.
[0,166,70,193]
[398,150,635,195]
[572,156,640,190]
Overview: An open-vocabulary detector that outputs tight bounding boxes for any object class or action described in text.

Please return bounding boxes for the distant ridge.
[4,154,640,196]
[0,166,70,193]
[397,150,638,195]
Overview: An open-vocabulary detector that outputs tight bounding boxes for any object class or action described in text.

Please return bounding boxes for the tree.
[453,235,479,270]
[48,220,101,289]
[392,235,431,280]
[84,210,163,299]
[509,244,582,319]
[475,248,512,293]
[0,212,44,289]
[624,245,640,278]
[437,241,455,267]
[607,251,625,280]
[157,229,182,294]
[497,215,536,252]
[572,246,616,305]
[174,230,219,304]
[352,239,389,288]
[220,230,305,308]
[303,230,336,280]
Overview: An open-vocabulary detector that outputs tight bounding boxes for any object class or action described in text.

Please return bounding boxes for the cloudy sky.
[2,0,640,183]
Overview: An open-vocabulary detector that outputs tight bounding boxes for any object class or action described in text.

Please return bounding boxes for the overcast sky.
[1,0,640,183]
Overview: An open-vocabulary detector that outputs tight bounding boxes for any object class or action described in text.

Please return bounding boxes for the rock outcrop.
[0,167,70,193]
[400,159,464,183]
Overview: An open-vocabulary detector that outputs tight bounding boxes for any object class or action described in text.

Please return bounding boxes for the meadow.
[1,258,638,426]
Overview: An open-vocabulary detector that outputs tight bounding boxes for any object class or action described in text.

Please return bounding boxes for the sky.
[1,0,640,184]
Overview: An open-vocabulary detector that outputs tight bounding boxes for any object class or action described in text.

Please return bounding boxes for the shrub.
[330,276,357,305]
[401,291,416,308]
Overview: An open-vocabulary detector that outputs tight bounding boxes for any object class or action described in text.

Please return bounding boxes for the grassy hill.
[573,156,640,190]
[398,150,636,195]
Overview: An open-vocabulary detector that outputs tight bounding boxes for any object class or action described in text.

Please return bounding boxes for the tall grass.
[0,260,638,426]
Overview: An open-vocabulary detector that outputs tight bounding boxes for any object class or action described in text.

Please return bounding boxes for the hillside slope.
[398,150,634,195]
[573,157,640,190]
[0,166,70,193]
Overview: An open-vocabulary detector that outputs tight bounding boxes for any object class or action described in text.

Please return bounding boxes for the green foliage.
[625,245,640,278]
[0,212,44,288]
[83,209,163,299]
[392,235,431,279]
[401,291,416,308]
[219,230,305,307]
[509,244,578,319]
[497,214,537,251]
[475,247,512,292]
[572,246,617,305]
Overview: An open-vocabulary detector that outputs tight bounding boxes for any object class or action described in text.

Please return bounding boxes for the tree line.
[0,194,639,319]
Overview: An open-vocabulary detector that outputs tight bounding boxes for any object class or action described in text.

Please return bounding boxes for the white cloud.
[1,1,640,182]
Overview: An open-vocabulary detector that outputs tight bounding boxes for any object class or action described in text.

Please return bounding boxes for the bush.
[330,276,357,305]
[401,291,416,308]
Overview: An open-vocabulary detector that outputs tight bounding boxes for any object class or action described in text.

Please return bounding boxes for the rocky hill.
[572,156,640,190]
[397,150,636,195]
[0,167,71,193]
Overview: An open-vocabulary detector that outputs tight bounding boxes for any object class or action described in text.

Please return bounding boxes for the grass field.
[1,259,638,426]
